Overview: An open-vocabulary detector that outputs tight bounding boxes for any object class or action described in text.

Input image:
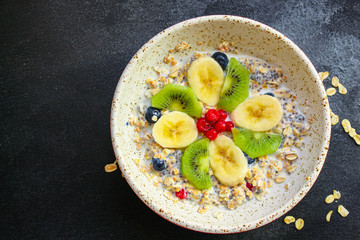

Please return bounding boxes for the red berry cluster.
[196,109,235,140]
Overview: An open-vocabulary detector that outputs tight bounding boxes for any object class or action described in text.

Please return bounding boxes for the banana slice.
[231,95,283,132]
[152,111,198,148]
[187,56,225,106]
[209,135,248,187]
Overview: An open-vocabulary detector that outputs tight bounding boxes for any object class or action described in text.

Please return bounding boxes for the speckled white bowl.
[110,15,331,233]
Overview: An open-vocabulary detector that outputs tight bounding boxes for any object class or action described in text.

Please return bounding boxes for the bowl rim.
[110,15,331,234]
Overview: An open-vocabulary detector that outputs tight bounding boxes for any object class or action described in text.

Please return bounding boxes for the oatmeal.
[127,44,311,213]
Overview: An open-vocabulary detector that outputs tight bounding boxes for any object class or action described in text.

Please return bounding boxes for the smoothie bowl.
[110,15,331,233]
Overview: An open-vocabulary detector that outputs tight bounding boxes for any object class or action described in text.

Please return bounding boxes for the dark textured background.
[1,0,360,239]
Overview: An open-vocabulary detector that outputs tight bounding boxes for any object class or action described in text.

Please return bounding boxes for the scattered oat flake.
[341,119,351,133]
[353,134,360,145]
[326,210,333,222]
[331,76,340,87]
[338,205,349,217]
[338,83,347,94]
[333,190,341,199]
[284,216,295,224]
[295,218,304,230]
[325,194,335,204]
[105,163,117,173]
[319,72,329,81]
[349,128,356,137]
[326,88,337,96]
[331,115,339,125]
[330,109,335,117]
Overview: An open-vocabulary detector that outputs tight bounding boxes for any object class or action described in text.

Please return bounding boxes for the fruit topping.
[214,120,226,133]
[152,111,198,148]
[152,157,167,171]
[196,117,211,132]
[225,121,234,132]
[244,153,256,165]
[212,52,229,70]
[145,107,162,123]
[218,109,227,120]
[230,95,283,131]
[175,188,188,199]
[205,129,218,140]
[218,57,250,112]
[151,84,202,118]
[205,109,220,122]
[232,128,283,158]
[187,56,225,106]
[246,181,254,191]
[265,92,275,97]
[180,138,212,190]
[209,135,248,186]
[197,109,233,140]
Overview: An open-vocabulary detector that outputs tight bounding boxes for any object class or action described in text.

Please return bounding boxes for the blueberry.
[265,92,275,97]
[152,158,167,171]
[244,153,256,165]
[212,52,229,70]
[145,107,162,123]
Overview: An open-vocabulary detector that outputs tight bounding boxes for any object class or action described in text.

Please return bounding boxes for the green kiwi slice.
[218,58,250,112]
[180,138,212,190]
[232,128,282,158]
[151,84,202,118]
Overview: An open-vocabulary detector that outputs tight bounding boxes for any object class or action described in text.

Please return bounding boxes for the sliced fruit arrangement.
[217,57,250,112]
[209,135,248,187]
[151,84,202,118]
[187,56,225,106]
[180,138,212,190]
[231,95,283,132]
[152,111,198,148]
[232,128,283,158]
[142,52,288,202]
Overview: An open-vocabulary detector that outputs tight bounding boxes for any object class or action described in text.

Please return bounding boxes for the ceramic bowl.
[110,15,331,233]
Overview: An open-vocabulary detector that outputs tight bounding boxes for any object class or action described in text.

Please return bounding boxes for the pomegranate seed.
[214,120,226,133]
[175,188,188,199]
[246,181,254,192]
[218,109,227,120]
[205,109,220,122]
[206,129,218,140]
[225,121,234,131]
[196,118,211,132]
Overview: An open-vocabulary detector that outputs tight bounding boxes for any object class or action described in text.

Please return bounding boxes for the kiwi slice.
[180,138,212,190]
[217,58,250,112]
[151,84,202,118]
[232,128,282,158]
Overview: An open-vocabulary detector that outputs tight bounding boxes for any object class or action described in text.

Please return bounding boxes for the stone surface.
[0,0,359,239]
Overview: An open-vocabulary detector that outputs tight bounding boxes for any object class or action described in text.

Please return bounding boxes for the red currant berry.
[196,118,211,132]
[225,121,234,131]
[246,181,254,192]
[218,109,227,120]
[206,129,218,140]
[214,120,226,133]
[175,188,188,199]
[205,109,220,122]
